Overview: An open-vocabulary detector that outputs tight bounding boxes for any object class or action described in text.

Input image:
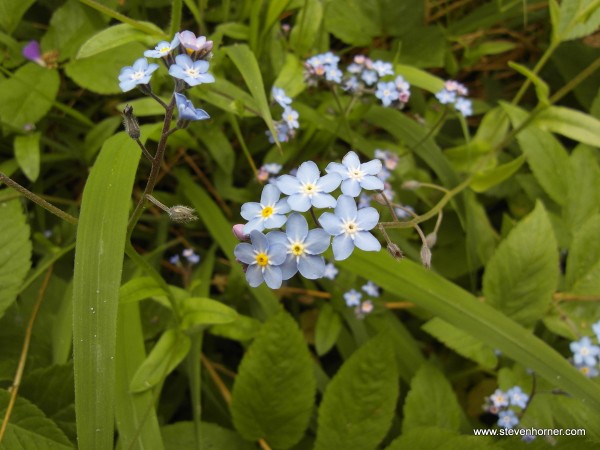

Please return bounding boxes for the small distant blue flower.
[522,434,536,443]
[326,151,384,197]
[344,289,362,307]
[394,75,410,92]
[347,63,362,74]
[178,31,213,54]
[344,76,360,92]
[272,87,292,107]
[267,213,330,280]
[375,149,399,170]
[266,123,290,144]
[489,389,509,408]
[182,248,201,264]
[377,168,392,182]
[175,93,210,121]
[282,107,300,129]
[372,60,393,77]
[321,52,340,65]
[144,36,180,58]
[306,55,323,68]
[169,254,180,265]
[375,81,399,107]
[570,336,600,367]
[319,195,381,261]
[277,161,341,212]
[498,410,519,429]
[577,363,599,378]
[507,386,529,409]
[445,79,468,95]
[234,230,287,289]
[362,281,380,297]
[323,263,338,280]
[118,58,159,92]
[264,163,283,175]
[435,89,456,105]
[593,321,600,342]
[361,70,378,86]
[454,97,473,117]
[325,66,343,83]
[241,184,291,234]
[169,54,215,86]
[395,204,414,220]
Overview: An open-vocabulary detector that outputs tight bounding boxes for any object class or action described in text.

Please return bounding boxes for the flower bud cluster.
[266,87,299,143]
[435,80,473,117]
[343,281,380,319]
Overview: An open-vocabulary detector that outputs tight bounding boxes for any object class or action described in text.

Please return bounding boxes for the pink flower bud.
[232,224,249,241]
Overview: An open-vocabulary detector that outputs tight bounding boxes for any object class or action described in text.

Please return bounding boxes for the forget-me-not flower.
[182,248,201,264]
[435,89,456,104]
[372,60,393,77]
[272,87,292,107]
[267,213,330,280]
[454,97,473,117]
[361,70,378,86]
[362,281,380,297]
[175,93,210,121]
[344,76,360,92]
[144,36,180,58]
[325,151,384,197]
[118,58,159,92]
[325,66,343,83]
[277,161,341,212]
[266,123,290,144]
[319,195,381,260]
[234,230,287,289]
[489,389,509,408]
[570,336,600,367]
[344,289,362,307]
[498,410,519,429]
[241,184,291,234]
[177,31,213,54]
[507,386,529,409]
[375,81,399,107]
[395,75,410,92]
[323,263,338,280]
[282,107,300,129]
[169,54,215,86]
[577,364,599,378]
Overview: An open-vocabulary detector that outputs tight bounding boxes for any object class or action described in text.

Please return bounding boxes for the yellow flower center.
[160,46,170,54]
[185,67,199,77]
[291,242,304,256]
[343,220,358,235]
[301,183,317,196]
[256,253,269,266]
[261,206,274,218]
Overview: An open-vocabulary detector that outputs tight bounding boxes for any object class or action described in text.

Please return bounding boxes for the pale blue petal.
[188,73,214,85]
[335,195,358,221]
[267,230,287,247]
[361,159,382,175]
[318,213,343,236]
[268,243,288,265]
[261,184,281,205]
[192,60,210,72]
[119,80,137,92]
[280,255,298,280]
[243,218,264,234]
[316,173,342,192]
[341,179,362,197]
[311,193,337,209]
[287,194,311,212]
[250,230,268,252]
[147,63,159,74]
[357,207,380,230]
[297,161,320,183]
[286,213,308,242]
[263,266,283,289]
[234,243,255,264]
[332,234,355,260]
[245,264,264,287]
[274,198,291,214]
[175,54,193,66]
[304,229,330,254]
[132,58,148,71]
[360,175,384,191]
[263,214,287,230]
[277,175,300,195]
[342,151,361,169]
[298,255,326,279]
[354,231,381,252]
[325,162,348,178]
[168,65,187,78]
[241,202,261,220]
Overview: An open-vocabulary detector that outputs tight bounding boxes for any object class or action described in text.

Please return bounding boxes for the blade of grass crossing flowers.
[72,133,141,449]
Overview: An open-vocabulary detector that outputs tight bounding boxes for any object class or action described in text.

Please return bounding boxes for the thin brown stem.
[134,138,154,161]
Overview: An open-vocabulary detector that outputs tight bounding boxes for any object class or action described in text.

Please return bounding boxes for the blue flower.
[325,66,343,83]
[395,75,410,92]
[169,254,180,265]
[375,81,399,107]
[323,262,338,280]
[234,230,287,289]
[175,93,210,121]
[498,410,519,429]
[347,63,363,74]
[169,54,215,86]
[507,386,529,409]
[266,123,290,144]
[570,336,600,366]
[267,213,330,280]
[372,60,393,77]
[577,364,599,378]
[321,52,340,65]
[361,70,378,86]
[272,87,292,107]
[263,163,282,175]
[177,31,213,54]
[319,195,381,261]
[344,76,360,92]
[182,248,201,264]
[435,89,456,104]
[144,36,180,58]
[358,193,371,209]
[445,79,468,95]
[362,281,380,297]
[454,97,473,117]
[118,58,159,92]
[282,107,300,129]
[489,389,509,408]
[344,289,362,307]
[277,161,341,212]
[325,151,384,197]
[241,184,291,234]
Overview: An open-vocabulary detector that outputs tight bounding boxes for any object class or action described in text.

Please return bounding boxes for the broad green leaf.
[224,44,280,147]
[385,427,479,450]
[464,191,497,267]
[533,106,600,147]
[77,23,164,59]
[564,146,600,234]
[14,133,41,182]
[130,329,191,393]
[197,78,259,117]
[84,116,121,162]
[0,0,35,34]
[470,155,525,192]
[394,64,444,93]
[566,214,600,294]
[194,124,235,173]
[555,0,600,41]
[180,297,238,331]
[403,363,466,432]
[0,64,60,133]
[0,200,31,320]
[214,22,250,40]
[323,0,379,45]
[116,97,170,117]
[315,303,342,356]
[314,333,399,450]
[398,26,445,68]
[337,251,600,414]
[422,318,498,369]
[273,54,306,98]
[119,276,167,304]
[72,132,141,449]
[0,389,73,449]
[501,102,570,205]
[162,421,255,450]
[209,314,262,341]
[231,311,315,449]
[508,61,550,105]
[473,106,510,149]
[483,202,558,326]
[290,0,323,55]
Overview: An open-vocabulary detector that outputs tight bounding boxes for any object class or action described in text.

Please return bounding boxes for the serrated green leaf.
[130,329,191,393]
[209,314,261,341]
[14,133,41,182]
[0,200,31,320]
[0,388,73,449]
[422,318,498,369]
[564,146,600,234]
[119,276,167,304]
[180,297,238,331]
[403,363,466,432]
[533,106,600,147]
[231,311,315,449]
[483,202,558,326]
[566,214,600,294]
[470,155,525,193]
[314,333,399,450]
[77,23,164,59]
[315,303,342,356]
[0,0,35,34]
[290,0,323,55]
[162,421,255,450]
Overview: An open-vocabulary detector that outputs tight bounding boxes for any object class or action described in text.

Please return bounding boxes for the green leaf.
[162,421,255,450]
[508,61,550,105]
[564,146,600,234]
[483,202,558,326]
[422,318,498,369]
[402,363,466,432]
[0,64,60,133]
[470,155,525,193]
[0,0,35,34]
[14,133,41,182]
[119,276,167,304]
[130,329,191,393]
[314,333,399,450]
[273,54,306,98]
[209,314,262,342]
[290,0,323,55]
[0,199,31,320]
[224,44,280,147]
[231,311,316,449]
[180,297,238,331]
[0,389,73,449]
[398,26,445,68]
[77,23,164,58]
[394,65,444,93]
[533,106,600,147]
[323,0,379,45]
[385,427,459,450]
[72,132,141,449]
[555,0,600,41]
[566,214,600,294]
[315,303,342,356]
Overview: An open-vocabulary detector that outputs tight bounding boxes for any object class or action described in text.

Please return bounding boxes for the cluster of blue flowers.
[256,162,283,183]
[570,321,600,378]
[169,248,201,266]
[343,281,380,319]
[118,30,214,122]
[484,386,530,432]
[435,80,473,117]
[304,53,411,109]
[233,151,385,289]
[266,87,299,143]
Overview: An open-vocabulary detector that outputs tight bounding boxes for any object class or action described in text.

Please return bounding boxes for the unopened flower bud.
[402,180,421,190]
[425,232,437,249]
[372,193,387,205]
[420,244,432,269]
[387,243,403,261]
[123,105,140,139]
[167,205,198,223]
[232,224,249,241]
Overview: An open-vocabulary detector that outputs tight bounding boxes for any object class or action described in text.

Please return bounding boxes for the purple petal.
[332,234,355,260]
[356,207,379,230]
[297,161,320,183]
[276,175,300,195]
[23,41,41,61]
[311,193,337,209]
[354,231,381,252]
[316,173,342,192]
[360,175,384,191]
[334,195,358,221]
[234,243,255,264]
[286,213,308,242]
[361,159,382,175]
[319,212,343,236]
[287,194,311,212]
[263,265,283,289]
[298,255,326,279]
[304,229,330,254]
